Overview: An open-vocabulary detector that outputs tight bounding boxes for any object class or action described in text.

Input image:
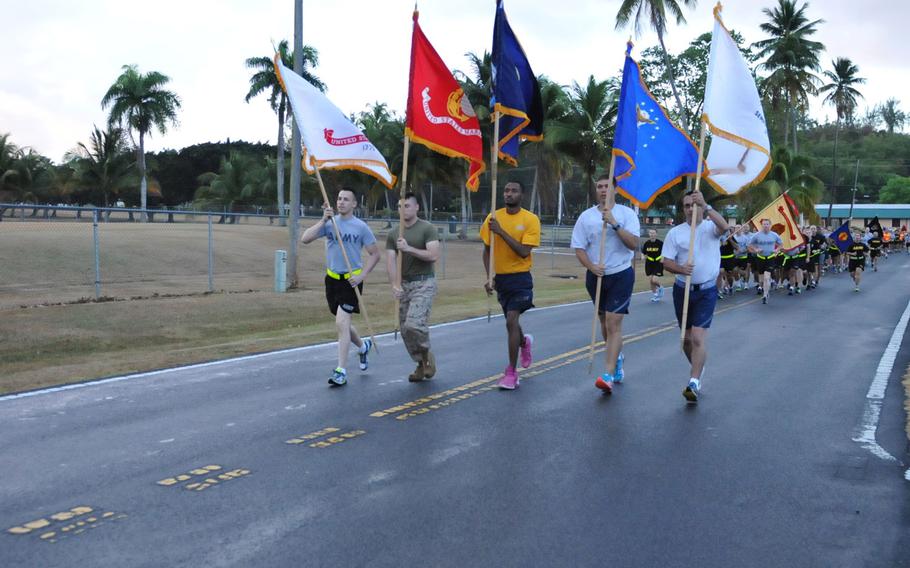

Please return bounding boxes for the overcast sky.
[2,0,907,162]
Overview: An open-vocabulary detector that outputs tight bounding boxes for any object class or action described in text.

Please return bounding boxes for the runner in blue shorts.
[571,173,640,395]
[661,189,729,404]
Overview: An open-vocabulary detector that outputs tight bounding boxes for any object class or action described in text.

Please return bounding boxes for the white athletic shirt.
[570,204,641,275]
[662,219,723,285]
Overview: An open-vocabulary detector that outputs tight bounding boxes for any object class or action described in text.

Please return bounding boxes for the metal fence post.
[441,225,447,279]
[550,223,557,269]
[93,209,101,300]
[207,214,214,292]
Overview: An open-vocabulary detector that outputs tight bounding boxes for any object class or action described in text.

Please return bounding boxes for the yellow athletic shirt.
[480,208,541,274]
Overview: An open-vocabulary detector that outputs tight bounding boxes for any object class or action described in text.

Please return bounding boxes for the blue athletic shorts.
[672,281,718,329]
[494,272,534,315]
[585,267,634,315]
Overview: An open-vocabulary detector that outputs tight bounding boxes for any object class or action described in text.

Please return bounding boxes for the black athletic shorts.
[848,259,865,272]
[784,257,806,270]
[325,274,363,315]
[494,272,534,315]
[806,254,821,268]
[721,257,736,272]
[644,260,664,277]
[754,256,778,274]
[870,249,881,258]
[735,257,749,270]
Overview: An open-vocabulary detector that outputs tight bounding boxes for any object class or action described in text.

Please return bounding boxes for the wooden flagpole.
[393,136,411,340]
[587,155,617,373]
[487,109,501,322]
[679,121,708,344]
[313,165,379,353]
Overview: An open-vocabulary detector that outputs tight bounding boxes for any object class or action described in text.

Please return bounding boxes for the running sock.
[358,342,368,354]
[689,378,700,388]
[335,367,347,374]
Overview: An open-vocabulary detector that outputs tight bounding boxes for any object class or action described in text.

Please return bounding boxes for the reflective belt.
[757,254,775,260]
[326,268,363,280]
[720,254,735,259]
[795,253,807,258]
[645,255,662,262]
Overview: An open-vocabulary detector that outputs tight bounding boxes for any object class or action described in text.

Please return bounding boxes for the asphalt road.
[3,254,910,567]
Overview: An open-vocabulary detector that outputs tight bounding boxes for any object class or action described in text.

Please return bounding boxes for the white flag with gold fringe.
[703,4,771,195]
[274,55,396,188]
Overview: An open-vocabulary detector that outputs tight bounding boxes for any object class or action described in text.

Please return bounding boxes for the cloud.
[2,0,908,161]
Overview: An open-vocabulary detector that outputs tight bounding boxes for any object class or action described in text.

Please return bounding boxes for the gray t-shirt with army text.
[317,216,376,273]
[749,230,782,256]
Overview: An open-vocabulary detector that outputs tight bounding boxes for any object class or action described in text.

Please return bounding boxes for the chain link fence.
[0,203,596,308]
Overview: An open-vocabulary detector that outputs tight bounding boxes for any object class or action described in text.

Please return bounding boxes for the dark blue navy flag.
[829,221,854,251]
[613,43,701,208]
[491,0,542,166]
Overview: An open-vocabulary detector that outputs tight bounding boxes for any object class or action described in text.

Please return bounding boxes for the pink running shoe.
[498,366,519,390]
[520,334,534,368]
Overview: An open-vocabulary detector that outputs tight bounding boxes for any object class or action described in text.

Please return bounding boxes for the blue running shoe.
[683,379,699,403]
[359,338,373,371]
[614,352,625,383]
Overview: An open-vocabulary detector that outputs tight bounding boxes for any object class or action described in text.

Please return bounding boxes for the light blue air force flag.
[613,43,701,208]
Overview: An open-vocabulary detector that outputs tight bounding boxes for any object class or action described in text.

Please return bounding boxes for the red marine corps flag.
[405,10,486,190]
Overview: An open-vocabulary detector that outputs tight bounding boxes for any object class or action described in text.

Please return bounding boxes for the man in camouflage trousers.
[386,193,440,382]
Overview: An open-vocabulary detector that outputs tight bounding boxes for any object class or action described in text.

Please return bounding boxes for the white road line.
[1,296,621,403]
[852,296,910,463]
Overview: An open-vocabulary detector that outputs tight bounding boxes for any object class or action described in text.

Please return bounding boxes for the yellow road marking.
[374,299,759,421]
[285,426,341,445]
[308,430,367,448]
[7,506,125,543]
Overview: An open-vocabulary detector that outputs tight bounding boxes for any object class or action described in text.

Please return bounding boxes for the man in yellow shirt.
[481,180,541,390]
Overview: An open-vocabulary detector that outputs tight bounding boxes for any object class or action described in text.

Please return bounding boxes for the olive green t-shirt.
[386,219,438,279]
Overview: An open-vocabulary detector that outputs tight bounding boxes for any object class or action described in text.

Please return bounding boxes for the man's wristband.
[703,204,713,212]
[611,222,622,231]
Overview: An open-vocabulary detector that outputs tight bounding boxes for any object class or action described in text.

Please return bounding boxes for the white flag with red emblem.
[274,56,396,188]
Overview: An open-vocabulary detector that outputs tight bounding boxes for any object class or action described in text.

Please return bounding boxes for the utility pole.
[288,0,303,288]
[848,159,860,220]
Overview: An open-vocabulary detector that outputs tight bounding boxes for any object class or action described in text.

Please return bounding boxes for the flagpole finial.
[714,2,723,17]
[625,39,633,55]
[413,7,419,21]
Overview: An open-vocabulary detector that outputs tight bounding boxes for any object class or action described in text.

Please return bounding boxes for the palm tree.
[0,133,20,197]
[755,0,824,151]
[819,57,864,222]
[194,153,267,221]
[65,126,136,207]
[555,76,619,206]
[615,0,698,134]
[879,98,907,134]
[102,65,182,220]
[530,77,573,218]
[245,40,324,224]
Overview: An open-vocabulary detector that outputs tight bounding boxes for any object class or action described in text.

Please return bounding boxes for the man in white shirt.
[571,173,640,395]
[661,189,729,404]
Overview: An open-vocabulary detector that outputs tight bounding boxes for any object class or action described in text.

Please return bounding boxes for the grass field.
[0,220,668,395]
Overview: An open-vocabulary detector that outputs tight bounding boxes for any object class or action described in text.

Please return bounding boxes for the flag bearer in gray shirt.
[301,187,381,387]
[661,189,729,404]
[386,193,440,382]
